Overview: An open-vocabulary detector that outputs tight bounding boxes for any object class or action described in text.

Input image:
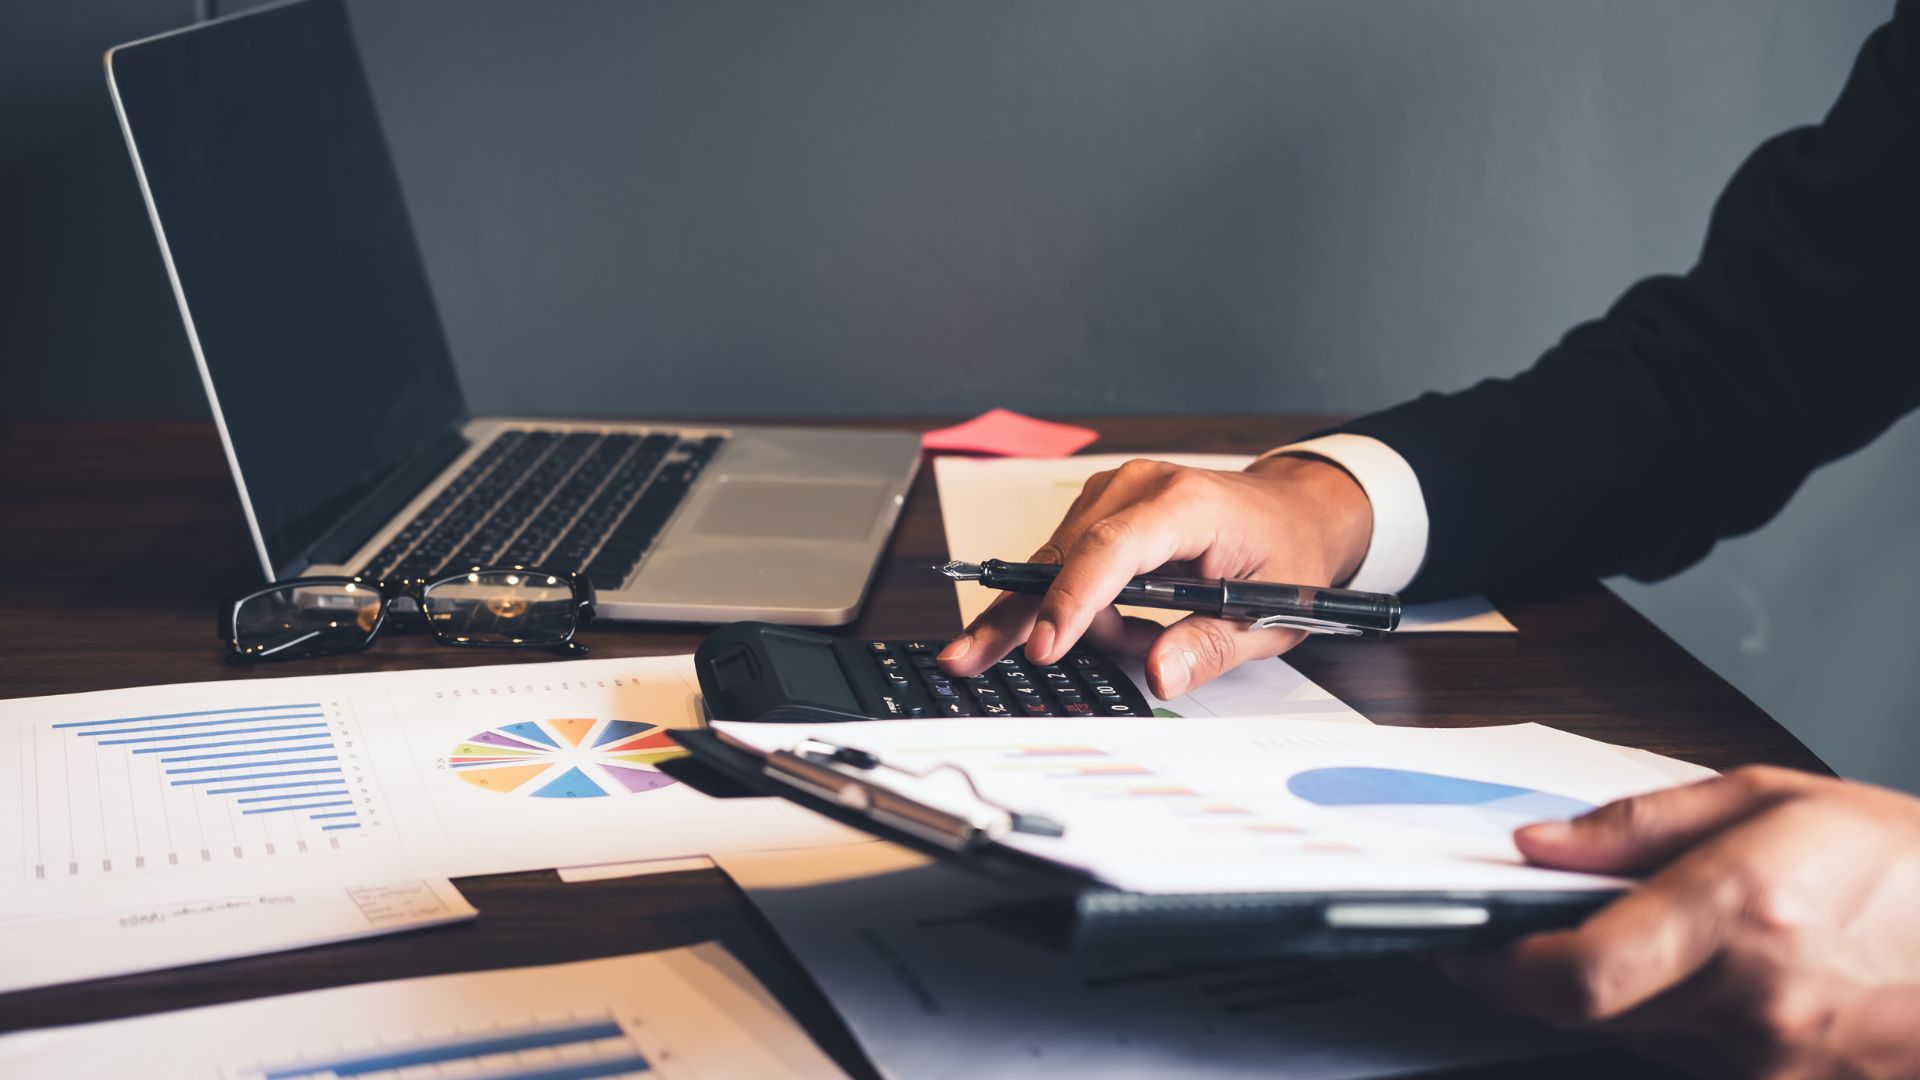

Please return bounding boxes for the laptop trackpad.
[687,478,887,542]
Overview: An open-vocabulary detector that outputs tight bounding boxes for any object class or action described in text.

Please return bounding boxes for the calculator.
[694,622,1155,723]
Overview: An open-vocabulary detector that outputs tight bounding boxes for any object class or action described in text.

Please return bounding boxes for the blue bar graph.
[55,701,366,835]
[259,1018,641,1079]
[50,703,323,728]
[205,778,346,796]
[237,789,349,804]
[242,800,353,816]
[99,722,329,746]
[166,756,339,776]
[69,712,324,738]
[171,767,340,787]
[144,734,336,758]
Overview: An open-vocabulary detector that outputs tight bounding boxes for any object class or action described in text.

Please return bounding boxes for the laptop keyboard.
[360,429,726,590]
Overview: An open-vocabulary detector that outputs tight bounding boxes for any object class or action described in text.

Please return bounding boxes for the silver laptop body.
[106,0,918,625]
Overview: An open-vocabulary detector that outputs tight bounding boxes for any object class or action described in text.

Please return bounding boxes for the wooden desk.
[0,417,1825,1078]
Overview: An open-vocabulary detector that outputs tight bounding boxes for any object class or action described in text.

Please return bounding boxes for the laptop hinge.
[288,426,471,578]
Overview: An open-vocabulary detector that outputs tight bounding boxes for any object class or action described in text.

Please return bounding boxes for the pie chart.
[1286,766,1593,838]
[447,718,684,797]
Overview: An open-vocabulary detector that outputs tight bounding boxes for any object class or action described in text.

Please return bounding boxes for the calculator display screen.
[763,635,861,712]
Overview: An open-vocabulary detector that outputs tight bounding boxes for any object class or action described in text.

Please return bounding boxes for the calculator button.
[910,655,938,669]
[938,700,974,717]
[1044,673,1074,688]
[869,642,891,654]
[879,695,905,717]
[886,671,911,687]
[973,690,1004,706]
[905,703,928,718]
[981,702,1011,716]
[961,675,993,689]
[1055,691,1085,706]
[1011,686,1044,701]
[928,683,959,699]
[1019,701,1052,716]
[904,641,933,653]
[1069,655,1098,668]
[877,656,901,670]
[1105,703,1134,714]
[1093,684,1121,698]
[1063,702,1093,716]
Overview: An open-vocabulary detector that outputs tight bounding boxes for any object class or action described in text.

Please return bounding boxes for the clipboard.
[672,728,1622,959]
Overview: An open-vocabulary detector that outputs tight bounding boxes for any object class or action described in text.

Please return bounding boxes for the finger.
[1079,609,1164,660]
[1144,615,1306,698]
[939,467,1147,674]
[1028,503,1204,665]
[1441,827,1757,1026]
[938,591,1041,675]
[1514,766,1821,875]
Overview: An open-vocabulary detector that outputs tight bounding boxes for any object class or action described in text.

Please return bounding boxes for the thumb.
[1514,766,1816,875]
[1145,615,1306,699]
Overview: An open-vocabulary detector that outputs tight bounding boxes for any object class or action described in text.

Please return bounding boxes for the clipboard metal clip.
[762,736,1066,852]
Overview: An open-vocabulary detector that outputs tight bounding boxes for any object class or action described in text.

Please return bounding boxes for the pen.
[937,559,1401,636]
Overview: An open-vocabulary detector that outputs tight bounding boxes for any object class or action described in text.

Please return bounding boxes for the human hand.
[937,454,1373,698]
[1438,766,1920,1079]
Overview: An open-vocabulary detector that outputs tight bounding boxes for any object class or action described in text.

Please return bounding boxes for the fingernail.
[1158,650,1193,698]
[1518,821,1571,845]
[937,636,971,663]
[1027,620,1056,663]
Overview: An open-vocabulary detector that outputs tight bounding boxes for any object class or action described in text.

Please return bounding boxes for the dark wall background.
[7,1,1917,794]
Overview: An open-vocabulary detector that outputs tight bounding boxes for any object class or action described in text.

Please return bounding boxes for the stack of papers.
[714,716,1682,895]
[0,943,841,1079]
[718,843,1575,1080]
[0,655,865,990]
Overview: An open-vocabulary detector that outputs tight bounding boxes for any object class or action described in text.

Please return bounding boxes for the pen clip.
[1246,613,1372,636]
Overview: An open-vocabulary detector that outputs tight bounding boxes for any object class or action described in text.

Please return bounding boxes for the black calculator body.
[695,622,1155,723]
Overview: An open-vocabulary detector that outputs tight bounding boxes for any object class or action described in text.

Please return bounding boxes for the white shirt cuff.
[1258,433,1428,595]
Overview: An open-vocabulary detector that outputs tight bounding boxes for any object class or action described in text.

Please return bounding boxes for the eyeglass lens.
[231,581,384,660]
[421,570,579,645]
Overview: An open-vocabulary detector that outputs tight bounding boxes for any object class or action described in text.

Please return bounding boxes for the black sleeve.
[1340,3,1920,602]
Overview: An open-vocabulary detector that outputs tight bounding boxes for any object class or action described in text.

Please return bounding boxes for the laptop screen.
[109,0,466,579]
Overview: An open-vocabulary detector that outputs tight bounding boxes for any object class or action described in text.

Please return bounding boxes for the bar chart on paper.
[19,696,393,881]
[245,1014,653,1080]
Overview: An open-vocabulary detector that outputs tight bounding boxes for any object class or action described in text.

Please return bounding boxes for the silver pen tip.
[937,561,984,581]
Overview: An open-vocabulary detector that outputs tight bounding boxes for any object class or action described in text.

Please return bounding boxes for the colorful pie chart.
[447,718,685,797]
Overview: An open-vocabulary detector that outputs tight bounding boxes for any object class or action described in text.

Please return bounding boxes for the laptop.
[105,0,920,625]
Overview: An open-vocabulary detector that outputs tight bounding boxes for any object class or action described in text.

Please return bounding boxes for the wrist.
[1245,454,1374,586]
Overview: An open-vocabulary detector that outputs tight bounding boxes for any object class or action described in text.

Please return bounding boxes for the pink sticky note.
[922,408,1100,458]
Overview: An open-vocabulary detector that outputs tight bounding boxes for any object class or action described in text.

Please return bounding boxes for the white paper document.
[557,854,718,883]
[714,716,1681,894]
[0,655,855,919]
[1118,654,1368,723]
[0,942,842,1079]
[934,453,1516,633]
[0,878,474,994]
[717,843,1575,1080]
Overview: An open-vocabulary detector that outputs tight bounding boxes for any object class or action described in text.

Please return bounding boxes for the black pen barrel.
[1221,581,1401,633]
[975,559,1401,634]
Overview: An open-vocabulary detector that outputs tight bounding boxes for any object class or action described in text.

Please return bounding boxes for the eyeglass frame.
[219,565,597,663]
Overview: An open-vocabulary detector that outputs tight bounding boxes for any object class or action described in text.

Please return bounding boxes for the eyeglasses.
[221,566,595,663]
